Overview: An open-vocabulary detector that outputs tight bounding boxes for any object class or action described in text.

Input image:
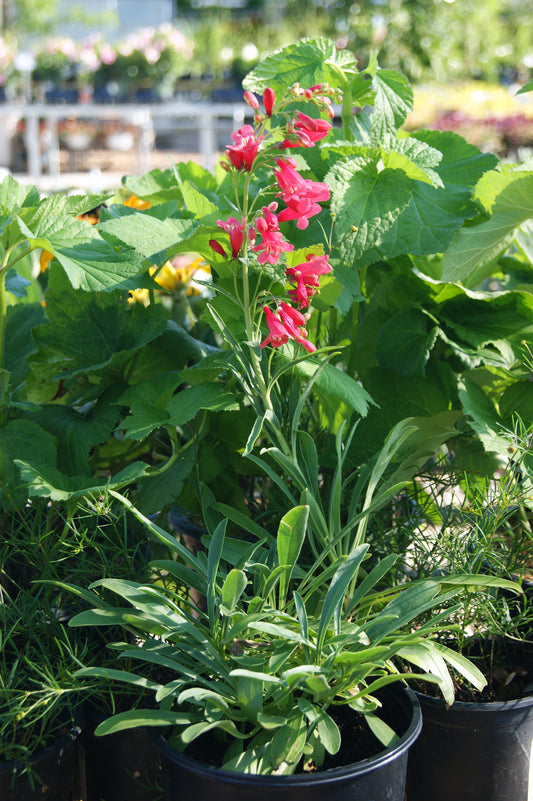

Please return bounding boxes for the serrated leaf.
[29,393,120,475]
[14,459,148,501]
[0,175,40,214]
[371,69,413,139]
[5,268,31,298]
[442,172,533,286]
[329,158,412,265]
[158,383,237,431]
[99,212,199,263]
[376,307,439,376]
[53,240,148,292]
[243,36,359,95]
[379,131,498,260]
[30,265,167,378]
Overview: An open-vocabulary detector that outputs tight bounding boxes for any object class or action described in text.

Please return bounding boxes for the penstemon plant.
[2,36,533,548]
[69,495,504,775]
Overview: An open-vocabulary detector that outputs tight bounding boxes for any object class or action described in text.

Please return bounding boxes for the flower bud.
[209,239,227,257]
[243,90,259,110]
[263,87,275,117]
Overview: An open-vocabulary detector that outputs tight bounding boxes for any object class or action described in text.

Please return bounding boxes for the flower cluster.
[210,84,336,353]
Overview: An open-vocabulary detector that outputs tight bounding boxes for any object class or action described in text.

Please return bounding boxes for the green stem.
[0,268,6,373]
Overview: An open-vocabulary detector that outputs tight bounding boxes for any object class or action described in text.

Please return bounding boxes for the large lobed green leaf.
[442,170,533,286]
[243,37,359,95]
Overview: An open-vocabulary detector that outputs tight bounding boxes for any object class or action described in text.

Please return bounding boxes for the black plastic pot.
[406,691,533,801]
[155,686,422,801]
[0,725,81,801]
[79,710,162,801]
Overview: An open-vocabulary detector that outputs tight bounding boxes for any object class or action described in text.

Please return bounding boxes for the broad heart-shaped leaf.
[0,419,58,506]
[121,381,239,440]
[27,390,121,476]
[166,384,239,426]
[98,211,199,264]
[30,264,168,378]
[122,168,180,204]
[14,459,148,501]
[322,135,443,188]
[242,36,359,95]
[328,159,412,270]
[376,307,439,376]
[442,171,533,287]
[122,161,218,205]
[458,380,513,459]
[5,303,46,390]
[370,69,414,140]
[435,283,533,349]
[16,196,103,250]
[5,268,31,299]
[54,240,150,292]
[0,175,40,215]
[378,131,499,261]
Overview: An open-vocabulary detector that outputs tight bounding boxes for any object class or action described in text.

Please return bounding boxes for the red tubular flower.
[263,88,275,117]
[286,253,332,281]
[252,229,294,265]
[260,306,289,349]
[286,254,332,307]
[295,112,332,143]
[275,159,331,229]
[251,205,294,265]
[217,216,245,258]
[287,272,312,307]
[260,305,316,352]
[226,125,264,171]
[282,112,332,148]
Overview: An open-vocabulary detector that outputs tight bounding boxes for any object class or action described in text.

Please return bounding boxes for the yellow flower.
[128,256,210,303]
[124,194,151,210]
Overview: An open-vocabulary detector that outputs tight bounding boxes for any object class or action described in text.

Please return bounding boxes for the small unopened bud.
[209,239,227,257]
[243,90,259,110]
[219,160,231,172]
[263,87,275,117]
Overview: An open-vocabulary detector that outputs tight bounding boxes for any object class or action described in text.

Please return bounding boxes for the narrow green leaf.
[277,505,309,607]
[207,518,227,629]
[221,569,248,613]
[316,544,369,657]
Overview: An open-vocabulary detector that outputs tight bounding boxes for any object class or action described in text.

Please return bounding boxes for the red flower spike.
[263,88,275,117]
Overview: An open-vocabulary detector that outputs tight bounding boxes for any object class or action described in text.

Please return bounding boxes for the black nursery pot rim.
[0,725,81,774]
[415,690,533,714]
[155,687,422,787]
